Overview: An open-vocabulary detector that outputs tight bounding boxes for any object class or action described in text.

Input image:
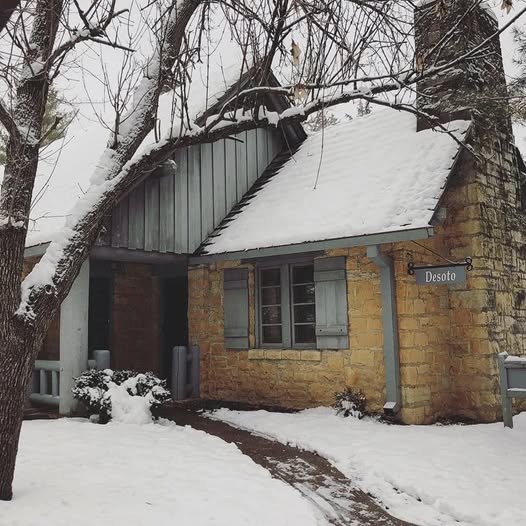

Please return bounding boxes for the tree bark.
[0,0,64,501]
[0,0,202,501]
[0,327,43,501]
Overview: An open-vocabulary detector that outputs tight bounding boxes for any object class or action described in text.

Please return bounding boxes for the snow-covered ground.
[0,419,321,526]
[212,408,526,526]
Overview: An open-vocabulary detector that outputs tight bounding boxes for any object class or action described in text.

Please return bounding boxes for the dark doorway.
[88,276,112,361]
[160,276,189,388]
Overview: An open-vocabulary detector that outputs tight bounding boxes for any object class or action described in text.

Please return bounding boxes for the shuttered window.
[291,264,316,345]
[314,257,349,349]
[255,257,348,350]
[224,268,249,349]
[260,267,283,344]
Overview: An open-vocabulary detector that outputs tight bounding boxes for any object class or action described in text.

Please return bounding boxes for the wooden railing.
[30,360,60,408]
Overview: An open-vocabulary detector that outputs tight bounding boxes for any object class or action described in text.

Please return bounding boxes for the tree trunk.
[0,0,202,501]
[0,324,43,501]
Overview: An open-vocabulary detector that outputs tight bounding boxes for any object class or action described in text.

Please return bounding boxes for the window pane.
[292,264,314,284]
[261,268,281,286]
[295,324,315,344]
[294,304,315,323]
[262,306,281,324]
[262,286,281,305]
[263,325,282,344]
[293,284,315,304]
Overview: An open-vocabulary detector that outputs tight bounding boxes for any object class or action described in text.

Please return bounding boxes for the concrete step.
[23,406,59,421]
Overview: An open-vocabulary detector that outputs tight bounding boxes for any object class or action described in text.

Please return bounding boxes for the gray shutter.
[314,257,349,349]
[224,268,249,349]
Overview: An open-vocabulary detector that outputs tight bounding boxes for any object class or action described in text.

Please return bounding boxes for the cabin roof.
[199,110,470,257]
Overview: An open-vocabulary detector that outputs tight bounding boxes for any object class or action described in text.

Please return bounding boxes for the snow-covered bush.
[334,387,367,419]
[72,369,171,424]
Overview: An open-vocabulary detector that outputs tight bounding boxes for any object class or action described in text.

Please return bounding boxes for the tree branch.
[0,99,21,143]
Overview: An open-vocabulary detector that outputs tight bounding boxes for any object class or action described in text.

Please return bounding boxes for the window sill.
[248,349,321,362]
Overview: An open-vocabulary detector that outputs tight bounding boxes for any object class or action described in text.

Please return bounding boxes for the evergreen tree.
[0,88,72,165]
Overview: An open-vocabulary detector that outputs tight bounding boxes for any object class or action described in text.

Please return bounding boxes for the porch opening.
[161,276,189,389]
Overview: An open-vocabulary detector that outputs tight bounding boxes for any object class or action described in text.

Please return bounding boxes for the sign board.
[414,265,466,286]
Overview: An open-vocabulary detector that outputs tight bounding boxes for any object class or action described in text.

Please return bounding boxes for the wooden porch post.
[59,259,90,415]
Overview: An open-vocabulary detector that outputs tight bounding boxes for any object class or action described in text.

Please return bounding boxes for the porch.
[27,246,193,415]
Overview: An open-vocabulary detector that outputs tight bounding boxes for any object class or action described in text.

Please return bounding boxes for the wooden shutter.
[314,257,349,349]
[224,268,249,349]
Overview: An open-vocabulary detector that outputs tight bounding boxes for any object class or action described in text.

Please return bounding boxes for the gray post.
[59,259,90,416]
[190,345,200,398]
[172,346,187,400]
[31,370,39,395]
[94,350,111,370]
[40,370,47,395]
[498,352,513,429]
[367,245,401,415]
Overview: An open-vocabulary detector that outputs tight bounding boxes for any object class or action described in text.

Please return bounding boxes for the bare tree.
[0,0,524,500]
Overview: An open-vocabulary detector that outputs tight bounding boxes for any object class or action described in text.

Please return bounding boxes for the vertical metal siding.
[256,127,268,176]
[174,148,189,253]
[111,195,129,248]
[225,137,237,215]
[128,182,145,250]
[188,145,202,251]
[113,128,282,254]
[200,142,215,241]
[144,175,160,251]
[246,129,259,188]
[159,163,175,253]
[235,131,248,201]
[212,140,226,226]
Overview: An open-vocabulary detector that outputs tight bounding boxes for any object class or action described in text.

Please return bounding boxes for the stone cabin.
[25,0,526,424]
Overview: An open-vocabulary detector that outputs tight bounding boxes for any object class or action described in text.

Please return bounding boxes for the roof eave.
[190,226,435,264]
[24,242,50,258]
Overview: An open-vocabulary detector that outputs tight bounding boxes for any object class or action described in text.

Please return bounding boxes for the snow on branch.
[18,0,203,320]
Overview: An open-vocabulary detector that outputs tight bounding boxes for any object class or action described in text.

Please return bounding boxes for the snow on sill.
[505,355,526,364]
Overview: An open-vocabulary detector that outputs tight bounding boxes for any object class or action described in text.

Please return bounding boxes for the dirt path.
[157,407,414,526]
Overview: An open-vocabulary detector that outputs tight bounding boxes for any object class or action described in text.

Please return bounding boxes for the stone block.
[264,350,282,361]
[248,350,265,360]
[281,350,301,361]
[300,350,322,362]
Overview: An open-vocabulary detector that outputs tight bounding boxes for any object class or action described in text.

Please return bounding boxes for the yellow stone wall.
[188,128,526,425]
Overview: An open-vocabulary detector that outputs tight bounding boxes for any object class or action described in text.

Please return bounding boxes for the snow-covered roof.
[201,110,470,256]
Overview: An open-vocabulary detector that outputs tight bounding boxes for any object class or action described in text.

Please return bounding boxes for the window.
[223,256,349,351]
[258,262,316,348]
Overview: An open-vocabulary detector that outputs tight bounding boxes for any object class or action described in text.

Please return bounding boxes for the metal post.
[498,352,513,428]
[40,370,47,395]
[31,370,39,395]
[190,345,200,398]
[94,350,111,370]
[367,245,401,415]
[51,370,59,397]
[172,346,187,400]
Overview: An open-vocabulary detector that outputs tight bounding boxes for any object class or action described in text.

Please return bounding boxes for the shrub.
[334,387,367,419]
[72,369,171,423]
